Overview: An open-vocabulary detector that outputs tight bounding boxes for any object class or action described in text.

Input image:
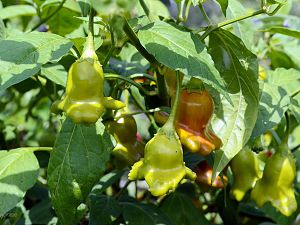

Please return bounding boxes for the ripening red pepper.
[175,90,222,156]
[194,160,228,189]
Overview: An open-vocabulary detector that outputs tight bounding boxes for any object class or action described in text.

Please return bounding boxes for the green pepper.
[55,35,124,123]
[106,115,144,167]
[128,128,196,196]
[251,144,297,216]
[230,148,262,201]
[128,70,196,196]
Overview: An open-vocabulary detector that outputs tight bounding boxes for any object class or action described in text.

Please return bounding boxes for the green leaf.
[47,118,114,225]
[208,29,259,180]
[226,0,255,50]
[41,63,67,87]
[89,194,121,225]
[77,0,91,17]
[267,49,295,69]
[214,0,228,16]
[45,7,82,36]
[91,0,138,15]
[260,202,297,225]
[267,0,286,4]
[22,198,55,225]
[0,19,5,40]
[262,26,300,39]
[267,68,300,96]
[41,0,81,12]
[135,0,170,20]
[138,21,229,101]
[0,32,72,92]
[251,83,290,138]
[160,192,211,225]
[0,148,39,216]
[90,169,127,195]
[0,5,36,20]
[290,93,300,123]
[121,201,172,225]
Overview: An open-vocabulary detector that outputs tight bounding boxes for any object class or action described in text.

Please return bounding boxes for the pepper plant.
[0,0,300,225]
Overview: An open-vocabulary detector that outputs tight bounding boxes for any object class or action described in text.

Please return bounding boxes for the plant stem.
[184,0,192,22]
[71,45,81,59]
[102,19,116,66]
[177,1,185,23]
[291,88,300,98]
[103,45,115,66]
[282,111,290,145]
[156,70,169,106]
[88,8,95,37]
[115,180,131,199]
[123,18,159,67]
[198,3,211,25]
[270,130,281,145]
[104,73,156,96]
[291,144,300,153]
[128,89,159,131]
[114,107,170,120]
[35,75,54,102]
[31,0,66,31]
[82,9,96,59]
[139,0,151,21]
[163,71,181,130]
[199,9,265,40]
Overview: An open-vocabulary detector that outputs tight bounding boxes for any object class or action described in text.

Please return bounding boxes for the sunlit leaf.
[47,118,113,225]
[0,32,72,92]
[209,29,259,180]
[0,148,39,215]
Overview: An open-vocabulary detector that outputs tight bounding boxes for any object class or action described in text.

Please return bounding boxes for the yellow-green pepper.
[230,148,262,201]
[55,36,124,123]
[128,128,196,196]
[106,115,144,167]
[251,144,297,216]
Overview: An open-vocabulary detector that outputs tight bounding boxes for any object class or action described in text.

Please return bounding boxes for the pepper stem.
[277,111,290,154]
[81,9,97,60]
[161,71,181,133]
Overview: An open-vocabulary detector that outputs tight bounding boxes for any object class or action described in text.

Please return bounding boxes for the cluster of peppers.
[128,71,198,196]
[230,144,297,216]
[53,32,231,197]
[55,39,297,214]
[55,37,296,209]
[162,67,223,156]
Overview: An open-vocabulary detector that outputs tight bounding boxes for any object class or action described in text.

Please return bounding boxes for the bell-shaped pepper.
[194,160,228,189]
[175,90,222,155]
[129,69,196,196]
[106,115,144,167]
[230,148,262,201]
[128,128,196,196]
[251,144,297,216]
[56,36,124,123]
